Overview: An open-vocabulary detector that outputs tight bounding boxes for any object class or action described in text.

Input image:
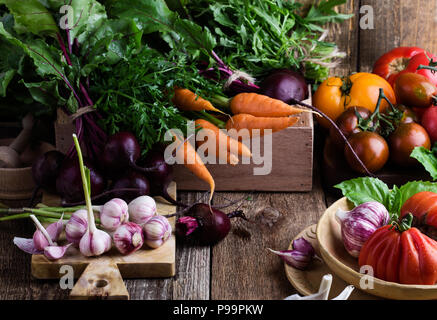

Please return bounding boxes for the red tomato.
[400,192,437,229]
[373,47,437,87]
[388,123,431,167]
[421,106,437,143]
[359,224,437,285]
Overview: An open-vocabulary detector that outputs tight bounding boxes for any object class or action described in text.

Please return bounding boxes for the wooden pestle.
[0,114,34,168]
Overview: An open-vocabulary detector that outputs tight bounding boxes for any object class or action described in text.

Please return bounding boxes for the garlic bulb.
[128,196,157,225]
[113,222,144,255]
[143,215,172,248]
[65,209,88,244]
[100,198,129,231]
[79,229,112,257]
[73,134,112,258]
[336,202,389,258]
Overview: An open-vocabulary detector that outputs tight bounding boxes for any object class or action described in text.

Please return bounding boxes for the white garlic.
[65,209,88,244]
[143,215,172,249]
[100,198,129,231]
[79,229,112,257]
[113,222,144,255]
[128,196,157,225]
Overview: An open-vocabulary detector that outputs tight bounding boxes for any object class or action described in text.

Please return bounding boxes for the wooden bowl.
[284,225,378,300]
[316,197,437,300]
[0,139,54,201]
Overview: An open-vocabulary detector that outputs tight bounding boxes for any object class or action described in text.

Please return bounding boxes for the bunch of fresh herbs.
[180,0,353,83]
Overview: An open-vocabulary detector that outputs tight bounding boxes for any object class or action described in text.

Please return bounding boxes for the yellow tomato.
[313,72,397,128]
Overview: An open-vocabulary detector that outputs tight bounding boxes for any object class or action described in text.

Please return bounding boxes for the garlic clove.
[33,230,50,251]
[113,222,144,255]
[284,274,334,301]
[100,198,129,231]
[45,214,64,242]
[332,285,355,300]
[13,237,43,255]
[65,209,88,244]
[268,248,313,270]
[44,243,72,260]
[128,196,157,225]
[268,237,316,270]
[32,215,64,251]
[79,229,112,257]
[292,238,315,256]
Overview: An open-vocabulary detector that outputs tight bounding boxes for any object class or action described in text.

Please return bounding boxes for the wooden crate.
[173,111,313,192]
[55,93,314,192]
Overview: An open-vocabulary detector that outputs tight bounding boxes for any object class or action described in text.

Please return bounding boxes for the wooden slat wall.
[359,0,437,72]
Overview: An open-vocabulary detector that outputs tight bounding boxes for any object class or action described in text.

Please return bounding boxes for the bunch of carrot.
[170,88,308,200]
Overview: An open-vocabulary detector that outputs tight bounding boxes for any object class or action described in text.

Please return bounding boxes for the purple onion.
[335,202,390,258]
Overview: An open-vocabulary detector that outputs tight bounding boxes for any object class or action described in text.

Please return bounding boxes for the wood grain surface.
[1,0,436,300]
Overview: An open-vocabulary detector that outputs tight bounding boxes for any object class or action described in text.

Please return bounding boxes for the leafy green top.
[181,0,353,83]
[335,177,437,218]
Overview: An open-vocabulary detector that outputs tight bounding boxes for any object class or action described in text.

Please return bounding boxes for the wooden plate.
[284,225,378,300]
[316,197,437,300]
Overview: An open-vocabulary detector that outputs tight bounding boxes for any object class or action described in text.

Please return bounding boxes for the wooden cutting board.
[31,182,177,300]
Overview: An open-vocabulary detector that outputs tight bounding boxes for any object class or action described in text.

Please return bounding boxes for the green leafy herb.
[90,44,225,155]
[335,177,437,218]
[182,0,353,82]
[411,144,437,180]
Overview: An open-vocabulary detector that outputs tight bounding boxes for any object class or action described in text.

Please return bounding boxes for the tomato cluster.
[317,47,437,174]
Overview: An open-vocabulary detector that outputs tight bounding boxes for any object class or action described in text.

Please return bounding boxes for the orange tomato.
[313,72,397,128]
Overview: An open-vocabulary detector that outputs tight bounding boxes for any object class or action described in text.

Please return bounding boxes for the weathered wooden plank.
[210,170,327,300]
[359,0,437,72]
[125,192,210,300]
[325,0,361,76]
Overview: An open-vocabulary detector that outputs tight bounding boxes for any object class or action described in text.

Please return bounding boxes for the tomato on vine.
[313,72,396,128]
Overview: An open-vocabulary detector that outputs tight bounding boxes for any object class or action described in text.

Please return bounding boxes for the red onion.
[335,202,390,258]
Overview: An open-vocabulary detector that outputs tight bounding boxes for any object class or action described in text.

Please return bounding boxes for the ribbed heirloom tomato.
[400,191,437,230]
[359,217,437,285]
[313,73,396,128]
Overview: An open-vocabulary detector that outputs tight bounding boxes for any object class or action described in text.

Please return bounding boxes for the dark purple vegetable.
[260,69,308,103]
[56,158,107,203]
[111,171,150,202]
[143,150,185,207]
[101,132,161,178]
[175,203,246,245]
[29,150,65,206]
[32,150,65,192]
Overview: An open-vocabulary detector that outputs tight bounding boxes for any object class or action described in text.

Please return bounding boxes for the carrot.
[171,131,215,204]
[226,114,299,137]
[230,93,308,117]
[195,119,252,164]
[172,88,226,115]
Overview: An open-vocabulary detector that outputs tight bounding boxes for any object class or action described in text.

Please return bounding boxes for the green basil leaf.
[411,145,437,180]
[334,177,391,208]
[398,181,437,210]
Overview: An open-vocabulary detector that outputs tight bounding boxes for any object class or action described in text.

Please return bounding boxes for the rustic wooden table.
[1,0,437,300]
